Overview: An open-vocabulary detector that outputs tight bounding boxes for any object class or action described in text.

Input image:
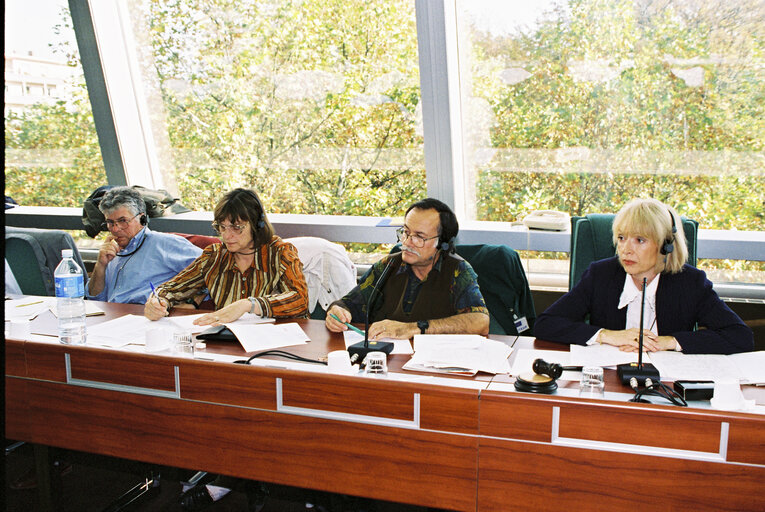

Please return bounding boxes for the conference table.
[5,300,765,511]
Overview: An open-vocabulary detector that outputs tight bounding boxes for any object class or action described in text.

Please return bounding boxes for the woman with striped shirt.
[144,188,308,324]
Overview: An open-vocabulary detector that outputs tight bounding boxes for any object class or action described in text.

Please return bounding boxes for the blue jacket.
[535,257,753,354]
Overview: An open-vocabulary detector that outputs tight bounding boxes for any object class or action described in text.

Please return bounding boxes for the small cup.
[173,332,194,357]
[327,350,354,374]
[363,351,388,376]
[710,379,744,410]
[9,319,32,339]
[579,366,605,398]
[145,327,171,352]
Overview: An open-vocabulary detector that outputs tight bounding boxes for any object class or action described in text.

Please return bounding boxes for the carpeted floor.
[4,442,436,512]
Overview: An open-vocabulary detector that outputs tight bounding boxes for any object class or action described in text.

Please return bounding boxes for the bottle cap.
[62,249,73,258]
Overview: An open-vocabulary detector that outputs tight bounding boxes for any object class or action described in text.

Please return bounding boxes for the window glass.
[125,0,424,216]
[457,0,764,282]
[4,0,106,209]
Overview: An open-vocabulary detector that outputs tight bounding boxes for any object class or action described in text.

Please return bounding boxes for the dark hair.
[405,197,459,252]
[214,188,274,248]
[98,186,146,217]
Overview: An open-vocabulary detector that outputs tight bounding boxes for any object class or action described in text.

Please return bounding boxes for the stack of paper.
[648,351,765,384]
[403,334,512,375]
[5,296,55,321]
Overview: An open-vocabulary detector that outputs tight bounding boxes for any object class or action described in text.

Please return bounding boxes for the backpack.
[82,185,191,237]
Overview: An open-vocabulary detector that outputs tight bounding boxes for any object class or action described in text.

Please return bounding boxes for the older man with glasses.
[87,186,202,304]
[326,197,489,339]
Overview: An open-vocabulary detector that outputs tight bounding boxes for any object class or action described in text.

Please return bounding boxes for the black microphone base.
[617,362,660,386]
[348,340,394,364]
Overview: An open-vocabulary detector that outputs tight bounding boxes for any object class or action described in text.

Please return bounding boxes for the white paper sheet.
[648,350,765,384]
[342,330,414,355]
[226,321,310,352]
[86,314,193,347]
[5,296,56,320]
[569,344,640,368]
[169,312,275,333]
[406,334,512,375]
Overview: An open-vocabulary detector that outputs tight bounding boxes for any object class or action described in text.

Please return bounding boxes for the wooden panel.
[727,416,765,465]
[24,342,70,382]
[281,373,417,421]
[179,361,277,409]
[420,387,479,435]
[479,394,553,442]
[5,377,30,440]
[5,339,27,377]
[24,380,478,512]
[68,350,177,391]
[478,437,765,512]
[557,403,722,453]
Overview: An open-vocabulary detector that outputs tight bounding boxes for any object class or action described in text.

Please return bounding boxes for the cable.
[629,377,687,407]
[233,350,328,366]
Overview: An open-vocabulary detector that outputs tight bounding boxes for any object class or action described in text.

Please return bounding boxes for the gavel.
[532,358,583,380]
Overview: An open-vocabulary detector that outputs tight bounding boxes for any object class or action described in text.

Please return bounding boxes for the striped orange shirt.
[157,236,308,318]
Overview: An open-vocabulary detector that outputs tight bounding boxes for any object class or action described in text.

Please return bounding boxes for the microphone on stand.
[617,276,660,385]
[347,255,397,363]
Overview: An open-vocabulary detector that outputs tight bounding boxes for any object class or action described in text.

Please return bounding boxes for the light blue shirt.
[87,227,202,304]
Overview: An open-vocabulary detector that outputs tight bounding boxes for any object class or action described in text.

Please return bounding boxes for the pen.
[329,313,365,336]
[16,300,44,307]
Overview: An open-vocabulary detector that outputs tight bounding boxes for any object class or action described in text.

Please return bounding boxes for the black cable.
[629,378,687,407]
[234,350,327,366]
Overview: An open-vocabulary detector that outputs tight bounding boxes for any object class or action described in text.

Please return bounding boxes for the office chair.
[5,235,51,296]
[569,213,699,289]
[388,243,536,335]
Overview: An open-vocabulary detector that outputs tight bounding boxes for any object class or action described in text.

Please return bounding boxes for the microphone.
[532,359,583,380]
[617,277,661,385]
[347,255,397,363]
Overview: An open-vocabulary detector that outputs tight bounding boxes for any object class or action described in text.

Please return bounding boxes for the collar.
[116,226,149,256]
[222,242,264,273]
[618,273,660,310]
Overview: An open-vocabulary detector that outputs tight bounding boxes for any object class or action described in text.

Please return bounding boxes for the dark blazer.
[535,257,753,354]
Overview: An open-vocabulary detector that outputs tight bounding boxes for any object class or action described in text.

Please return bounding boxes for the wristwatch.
[248,297,258,315]
[417,319,429,334]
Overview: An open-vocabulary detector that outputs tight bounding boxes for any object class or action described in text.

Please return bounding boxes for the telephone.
[522,210,570,231]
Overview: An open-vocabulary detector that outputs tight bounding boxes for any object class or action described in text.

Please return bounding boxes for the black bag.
[196,325,238,342]
[82,185,191,237]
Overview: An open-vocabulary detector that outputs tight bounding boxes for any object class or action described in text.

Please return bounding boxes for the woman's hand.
[325,305,352,332]
[598,328,676,352]
[144,294,170,320]
[193,299,251,326]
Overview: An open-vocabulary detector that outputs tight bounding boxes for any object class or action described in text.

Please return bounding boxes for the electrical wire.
[234,350,327,366]
[629,377,687,406]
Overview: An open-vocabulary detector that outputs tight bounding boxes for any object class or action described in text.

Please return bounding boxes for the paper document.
[86,314,193,348]
[49,301,105,318]
[5,297,56,321]
[648,351,765,384]
[404,334,512,375]
[342,330,413,355]
[569,344,639,368]
[511,349,582,380]
[225,321,310,352]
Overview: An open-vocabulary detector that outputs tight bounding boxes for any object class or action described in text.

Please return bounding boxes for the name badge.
[514,316,530,333]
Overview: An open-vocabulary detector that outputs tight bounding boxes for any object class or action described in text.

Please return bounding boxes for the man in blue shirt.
[87,187,201,304]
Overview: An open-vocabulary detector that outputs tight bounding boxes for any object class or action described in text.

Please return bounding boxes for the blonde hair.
[612,198,688,274]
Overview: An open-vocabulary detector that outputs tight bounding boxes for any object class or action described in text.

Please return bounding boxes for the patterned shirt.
[338,253,488,323]
[156,236,308,318]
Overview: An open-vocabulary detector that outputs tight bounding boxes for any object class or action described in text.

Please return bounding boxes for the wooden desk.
[6,302,765,511]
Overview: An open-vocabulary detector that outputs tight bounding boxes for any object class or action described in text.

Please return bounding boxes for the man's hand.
[97,234,120,266]
[368,319,416,340]
[325,304,352,332]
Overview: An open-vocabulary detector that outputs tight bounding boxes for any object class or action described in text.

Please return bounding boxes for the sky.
[5,0,71,60]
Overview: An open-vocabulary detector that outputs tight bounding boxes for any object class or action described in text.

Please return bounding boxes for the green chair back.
[569,214,699,289]
[5,235,51,296]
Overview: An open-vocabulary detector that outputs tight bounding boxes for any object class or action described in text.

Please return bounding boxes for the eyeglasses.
[101,213,140,231]
[212,221,247,235]
[396,227,439,248]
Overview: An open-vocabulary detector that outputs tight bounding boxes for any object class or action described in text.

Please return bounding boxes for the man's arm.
[368,312,490,339]
[87,235,119,298]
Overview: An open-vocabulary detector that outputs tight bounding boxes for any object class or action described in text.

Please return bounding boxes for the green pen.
[329,313,365,336]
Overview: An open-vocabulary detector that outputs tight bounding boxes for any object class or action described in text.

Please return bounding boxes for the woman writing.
[145,188,308,323]
[535,198,753,355]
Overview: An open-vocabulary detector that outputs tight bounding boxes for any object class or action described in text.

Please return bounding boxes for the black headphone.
[660,208,677,255]
[139,214,148,226]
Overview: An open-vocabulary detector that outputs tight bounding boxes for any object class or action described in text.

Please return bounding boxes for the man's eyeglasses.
[396,227,439,248]
[212,222,247,235]
[101,213,140,231]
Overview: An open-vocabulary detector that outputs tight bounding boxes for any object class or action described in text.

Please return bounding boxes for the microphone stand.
[347,255,396,363]
[617,276,660,385]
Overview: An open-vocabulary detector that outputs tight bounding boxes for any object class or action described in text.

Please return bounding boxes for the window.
[117,0,424,216]
[4,0,106,209]
[456,0,764,283]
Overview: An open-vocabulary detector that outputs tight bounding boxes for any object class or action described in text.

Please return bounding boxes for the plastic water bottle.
[54,249,87,345]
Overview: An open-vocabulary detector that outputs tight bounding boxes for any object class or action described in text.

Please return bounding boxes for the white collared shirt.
[619,273,659,334]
